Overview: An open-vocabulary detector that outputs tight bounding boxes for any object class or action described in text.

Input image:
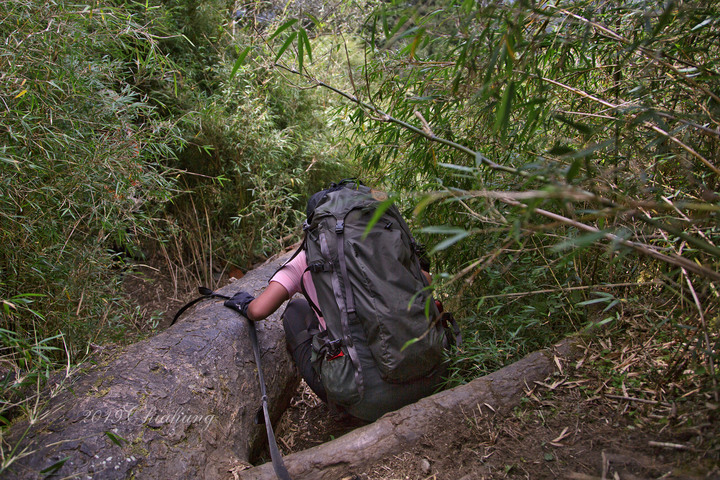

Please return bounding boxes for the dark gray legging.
[281,298,327,403]
[281,298,447,422]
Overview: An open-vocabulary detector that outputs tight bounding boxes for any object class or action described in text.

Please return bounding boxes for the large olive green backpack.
[298,181,446,405]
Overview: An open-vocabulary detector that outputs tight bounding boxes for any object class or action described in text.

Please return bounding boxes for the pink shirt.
[270,251,326,330]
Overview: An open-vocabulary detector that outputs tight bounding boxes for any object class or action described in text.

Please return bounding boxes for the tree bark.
[6,252,300,480]
[238,337,581,480]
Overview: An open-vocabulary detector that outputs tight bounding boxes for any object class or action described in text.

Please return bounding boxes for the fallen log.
[5,252,300,480]
[239,337,581,480]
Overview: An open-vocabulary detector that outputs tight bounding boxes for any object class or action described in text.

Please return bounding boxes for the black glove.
[224,291,255,318]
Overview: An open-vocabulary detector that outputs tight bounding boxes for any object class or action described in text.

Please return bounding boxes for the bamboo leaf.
[398,25,420,40]
[495,81,515,135]
[438,161,475,173]
[269,18,298,41]
[382,8,389,38]
[299,27,312,63]
[566,158,582,181]
[563,138,614,160]
[413,193,442,217]
[305,13,322,28]
[577,293,615,307]
[548,144,576,156]
[691,18,712,31]
[275,31,298,63]
[105,430,127,447]
[390,15,409,38]
[553,230,608,252]
[504,34,516,61]
[40,457,69,475]
[552,114,594,135]
[652,1,676,36]
[230,46,251,80]
[298,30,304,71]
[401,337,420,351]
[422,226,471,253]
[409,29,424,59]
[362,197,398,239]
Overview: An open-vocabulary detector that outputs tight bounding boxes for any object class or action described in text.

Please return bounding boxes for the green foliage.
[163,19,356,275]
[0,295,69,474]
[0,0,184,351]
[266,0,720,387]
[0,0,356,359]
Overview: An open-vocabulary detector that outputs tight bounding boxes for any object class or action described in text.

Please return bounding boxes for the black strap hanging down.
[247,317,292,480]
[170,287,230,326]
[441,312,463,348]
[171,287,293,480]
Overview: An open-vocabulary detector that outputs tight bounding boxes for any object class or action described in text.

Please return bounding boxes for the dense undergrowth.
[254,0,718,390]
[1,0,718,473]
[0,0,348,467]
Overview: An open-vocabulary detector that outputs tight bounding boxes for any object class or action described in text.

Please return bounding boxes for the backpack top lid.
[306,189,329,221]
[305,180,374,223]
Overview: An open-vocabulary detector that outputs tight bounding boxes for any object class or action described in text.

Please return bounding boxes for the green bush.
[164,29,356,276]
[0,0,184,353]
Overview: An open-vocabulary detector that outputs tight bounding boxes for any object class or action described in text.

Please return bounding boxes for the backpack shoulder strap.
[441,312,463,347]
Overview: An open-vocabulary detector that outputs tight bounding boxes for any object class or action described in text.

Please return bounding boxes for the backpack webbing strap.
[300,266,324,320]
[170,287,230,326]
[320,228,365,397]
[269,235,307,283]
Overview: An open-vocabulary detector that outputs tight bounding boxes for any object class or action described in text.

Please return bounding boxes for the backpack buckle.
[325,338,343,360]
[326,351,344,361]
[309,262,331,273]
[335,220,344,234]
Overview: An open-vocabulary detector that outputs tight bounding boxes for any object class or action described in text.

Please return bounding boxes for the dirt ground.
[275,366,719,480]
[124,259,720,480]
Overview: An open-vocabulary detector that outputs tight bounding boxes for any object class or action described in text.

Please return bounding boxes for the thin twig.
[272,64,720,280]
[605,394,671,406]
[648,441,692,450]
[273,63,528,178]
[646,214,719,402]
[645,122,720,176]
[540,76,720,176]
[661,196,717,247]
[559,9,720,105]
[479,281,660,300]
[427,188,720,260]
[682,272,719,403]
[495,197,720,282]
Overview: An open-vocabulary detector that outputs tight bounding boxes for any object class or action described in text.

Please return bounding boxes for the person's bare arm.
[246,281,290,321]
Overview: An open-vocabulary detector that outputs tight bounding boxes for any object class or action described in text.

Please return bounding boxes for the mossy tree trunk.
[6,253,300,480]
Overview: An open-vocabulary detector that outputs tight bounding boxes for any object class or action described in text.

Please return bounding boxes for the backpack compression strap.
[322,221,365,397]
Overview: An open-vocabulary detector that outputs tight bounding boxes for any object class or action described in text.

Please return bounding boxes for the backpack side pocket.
[311,333,362,407]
